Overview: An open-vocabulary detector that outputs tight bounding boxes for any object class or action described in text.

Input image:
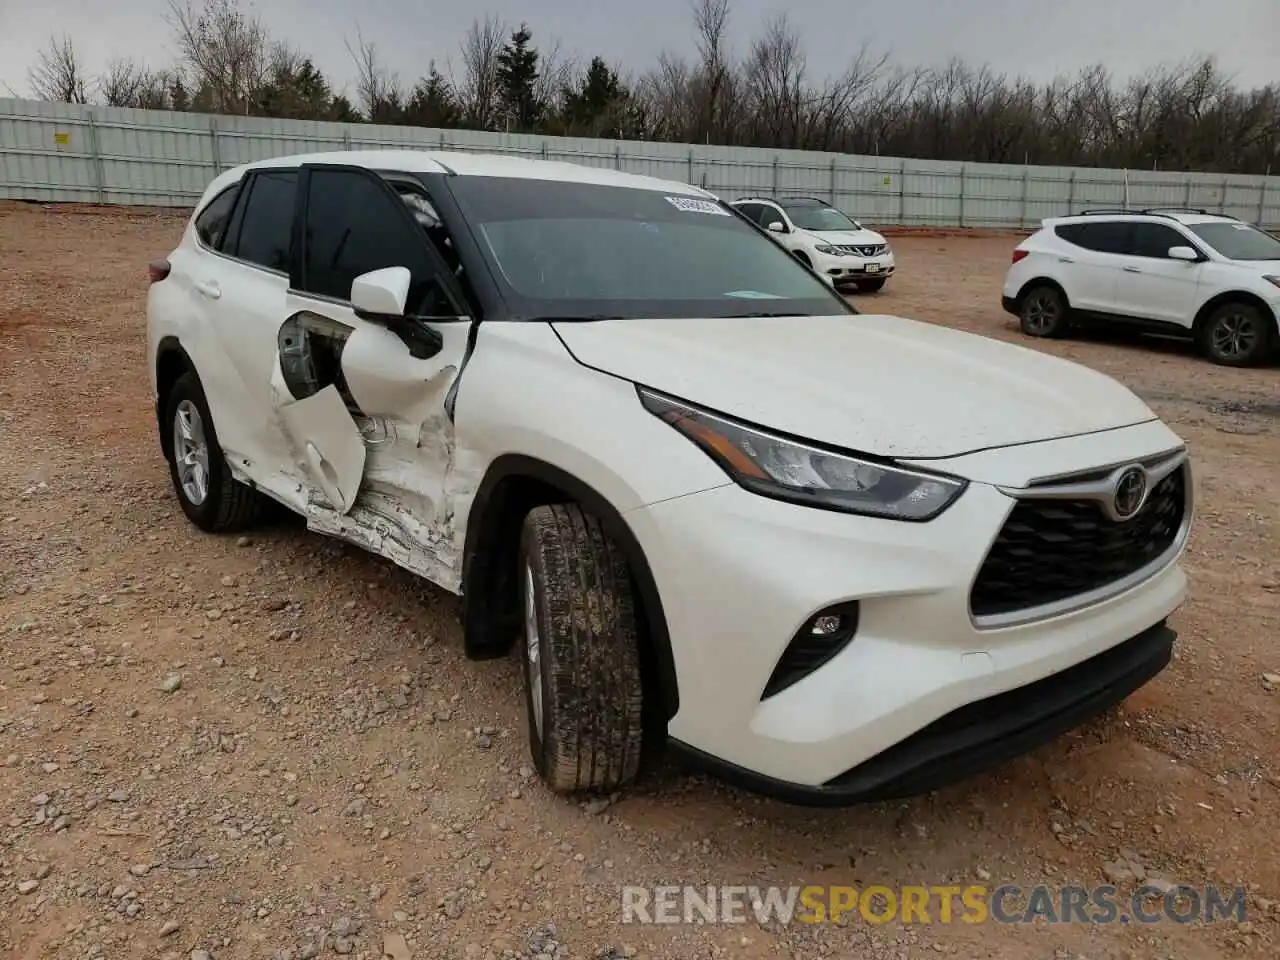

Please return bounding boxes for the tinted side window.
[1055,221,1131,254]
[230,170,297,271]
[194,185,239,250]
[759,205,786,229]
[302,169,453,314]
[1130,223,1191,259]
[738,203,766,225]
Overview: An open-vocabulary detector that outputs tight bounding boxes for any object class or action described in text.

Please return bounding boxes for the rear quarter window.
[1054,221,1132,254]
[193,184,240,250]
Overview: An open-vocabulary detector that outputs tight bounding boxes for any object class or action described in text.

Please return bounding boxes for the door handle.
[1122,266,1142,273]
[1057,257,1074,264]
[194,280,222,300]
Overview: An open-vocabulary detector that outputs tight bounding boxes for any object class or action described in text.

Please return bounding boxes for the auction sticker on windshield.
[665,196,730,215]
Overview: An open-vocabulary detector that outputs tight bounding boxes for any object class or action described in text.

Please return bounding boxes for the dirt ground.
[1,201,1277,960]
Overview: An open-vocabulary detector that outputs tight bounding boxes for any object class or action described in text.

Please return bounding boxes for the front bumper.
[627,420,1190,800]
[818,252,895,284]
[672,619,1174,805]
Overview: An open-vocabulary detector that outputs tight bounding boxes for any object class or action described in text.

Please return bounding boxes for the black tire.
[859,278,887,293]
[518,503,644,794]
[163,371,263,533]
[1198,302,1274,367]
[1018,284,1070,338]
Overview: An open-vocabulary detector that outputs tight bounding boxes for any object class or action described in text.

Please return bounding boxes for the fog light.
[762,602,861,699]
[810,614,845,636]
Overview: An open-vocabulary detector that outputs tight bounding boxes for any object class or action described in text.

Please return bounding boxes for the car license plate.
[865,264,880,273]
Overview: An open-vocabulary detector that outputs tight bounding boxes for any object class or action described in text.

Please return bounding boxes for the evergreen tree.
[495,24,543,131]
[405,65,460,128]
[561,57,641,138]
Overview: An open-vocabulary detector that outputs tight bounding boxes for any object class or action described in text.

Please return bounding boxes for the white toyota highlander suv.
[1003,208,1280,366]
[729,196,895,292]
[147,151,1192,805]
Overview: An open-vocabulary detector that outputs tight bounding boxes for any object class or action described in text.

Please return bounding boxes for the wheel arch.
[155,337,196,461]
[1192,290,1279,340]
[460,454,679,723]
[1015,276,1070,308]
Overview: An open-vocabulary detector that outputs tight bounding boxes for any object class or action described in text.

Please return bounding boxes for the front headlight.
[813,244,840,255]
[639,389,967,521]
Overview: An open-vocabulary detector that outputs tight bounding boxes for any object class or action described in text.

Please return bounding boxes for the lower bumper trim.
[669,620,1175,807]
[1001,294,1019,315]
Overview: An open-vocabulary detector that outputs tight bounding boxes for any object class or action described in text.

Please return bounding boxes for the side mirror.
[767,220,786,233]
[350,266,443,360]
[1167,245,1200,262]
[351,266,411,318]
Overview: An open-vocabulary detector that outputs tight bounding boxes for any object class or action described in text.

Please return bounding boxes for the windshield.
[1188,222,1280,261]
[783,205,862,232]
[446,177,850,320]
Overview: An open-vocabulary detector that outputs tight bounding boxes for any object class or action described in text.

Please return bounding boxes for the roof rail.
[774,194,834,205]
[1077,207,1240,223]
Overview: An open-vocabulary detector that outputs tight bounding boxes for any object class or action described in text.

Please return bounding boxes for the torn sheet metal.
[275,384,367,514]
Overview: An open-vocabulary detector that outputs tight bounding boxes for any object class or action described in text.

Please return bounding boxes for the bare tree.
[346,26,403,121]
[99,59,172,108]
[166,0,270,114]
[457,15,506,129]
[741,15,806,147]
[28,34,90,104]
[690,0,733,142]
[533,39,576,119]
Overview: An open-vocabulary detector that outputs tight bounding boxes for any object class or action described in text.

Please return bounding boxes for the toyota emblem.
[1112,466,1148,520]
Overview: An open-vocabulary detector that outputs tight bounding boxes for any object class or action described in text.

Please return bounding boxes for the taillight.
[1011,249,1030,265]
[148,259,171,284]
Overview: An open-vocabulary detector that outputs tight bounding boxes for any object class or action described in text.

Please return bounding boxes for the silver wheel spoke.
[173,400,212,506]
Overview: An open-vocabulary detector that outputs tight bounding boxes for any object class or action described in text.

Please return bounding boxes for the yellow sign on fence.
[53,132,70,146]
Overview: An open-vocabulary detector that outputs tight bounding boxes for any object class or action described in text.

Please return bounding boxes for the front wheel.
[1019,285,1070,338]
[518,503,644,794]
[1199,302,1274,367]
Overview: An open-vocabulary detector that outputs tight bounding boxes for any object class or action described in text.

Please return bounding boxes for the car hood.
[802,228,886,246]
[553,314,1158,460]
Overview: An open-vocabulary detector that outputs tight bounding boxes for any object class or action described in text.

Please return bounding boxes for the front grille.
[834,243,886,257]
[970,465,1186,620]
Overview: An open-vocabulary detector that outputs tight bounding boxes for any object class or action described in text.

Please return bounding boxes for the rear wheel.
[1019,285,1069,338]
[164,371,264,532]
[1199,302,1273,367]
[518,503,644,794]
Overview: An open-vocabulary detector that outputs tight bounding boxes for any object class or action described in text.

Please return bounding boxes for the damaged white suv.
[148,151,1193,805]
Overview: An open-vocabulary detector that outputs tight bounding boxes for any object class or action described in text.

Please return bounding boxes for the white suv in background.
[730,196,895,292]
[1003,209,1280,366]
[147,151,1191,805]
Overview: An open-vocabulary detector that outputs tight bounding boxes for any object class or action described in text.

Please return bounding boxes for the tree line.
[23,0,1280,174]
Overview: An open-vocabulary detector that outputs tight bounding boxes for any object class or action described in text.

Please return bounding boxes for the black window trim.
[196,168,296,279]
[290,162,469,320]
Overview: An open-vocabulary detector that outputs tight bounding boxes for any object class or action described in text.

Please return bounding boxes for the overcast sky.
[2,0,1277,101]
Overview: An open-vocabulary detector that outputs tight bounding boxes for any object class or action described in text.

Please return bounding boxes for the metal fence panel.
[2,97,1277,229]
